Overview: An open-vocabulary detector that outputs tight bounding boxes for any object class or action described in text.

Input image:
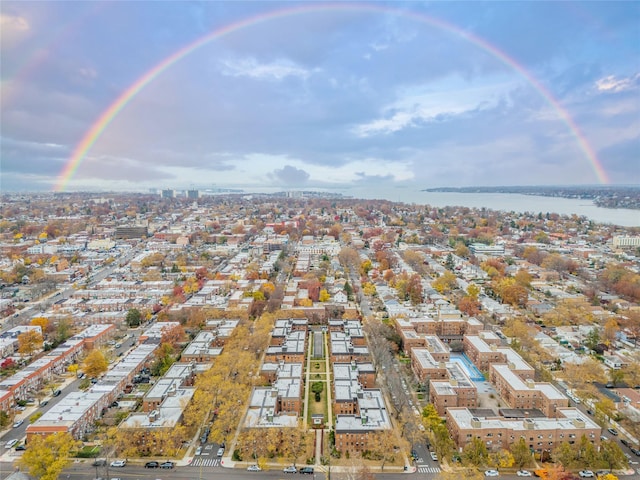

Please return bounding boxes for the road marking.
[417,465,441,473]
[190,457,220,467]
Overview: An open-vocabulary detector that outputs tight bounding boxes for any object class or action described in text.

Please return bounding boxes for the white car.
[12,419,24,428]
[247,465,262,472]
[110,460,126,467]
[484,470,500,477]
[5,439,18,449]
[579,472,594,478]
[517,471,532,477]
[430,452,438,461]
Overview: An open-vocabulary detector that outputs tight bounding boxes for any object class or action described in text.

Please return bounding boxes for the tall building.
[187,190,200,199]
[161,189,175,198]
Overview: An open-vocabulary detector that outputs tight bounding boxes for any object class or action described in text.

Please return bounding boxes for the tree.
[319,289,331,302]
[30,317,49,334]
[82,349,109,378]
[126,308,142,327]
[311,381,324,402]
[576,434,599,469]
[18,329,43,356]
[18,432,81,480]
[599,439,627,472]
[489,449,514,469]
[585,327,601,351]
[55,317,73,344]
[510,437,533,469]
[552,441,575,469]
[461,437,489,467]
[432,271,457,294]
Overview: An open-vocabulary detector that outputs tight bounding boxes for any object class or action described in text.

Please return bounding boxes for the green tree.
[599,439,628,472]
[585,327,600,350]
[552,441,576,469]
[576,434,599,469]
[311,381,324,402]
[510,437,533,469]
[432,423,454,460]
[125,308,142,327]
[18,432,81,480]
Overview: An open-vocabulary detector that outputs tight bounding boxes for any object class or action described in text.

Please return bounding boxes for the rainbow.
[54,3,610,191]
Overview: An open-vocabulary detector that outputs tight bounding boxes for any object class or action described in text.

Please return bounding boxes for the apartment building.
[334,389,391,454]
[489,364,568,417]
[429,362,478,415]
[446,407,601,454]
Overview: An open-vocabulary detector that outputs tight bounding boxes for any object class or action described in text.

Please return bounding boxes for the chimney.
[526,379,535,389]
[471,417,481,428]
[524,418,535,430]
[572,418,585,429]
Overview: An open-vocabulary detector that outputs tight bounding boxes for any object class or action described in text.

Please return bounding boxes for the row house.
[28,343,157,440]
[446,407,600,454]
[0,325,114,408]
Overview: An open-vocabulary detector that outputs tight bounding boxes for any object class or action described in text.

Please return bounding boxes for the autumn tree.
[18,329,44,356]
[18,432,81,480]
[82,348,109,378]
[432,271,457,294]
[30,317,49,335]
[461,437,489,467]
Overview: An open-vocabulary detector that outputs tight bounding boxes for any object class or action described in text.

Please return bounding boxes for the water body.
[336,187,640,227]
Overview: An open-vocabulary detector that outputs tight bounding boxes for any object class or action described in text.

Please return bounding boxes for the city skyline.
[1,1,638,192]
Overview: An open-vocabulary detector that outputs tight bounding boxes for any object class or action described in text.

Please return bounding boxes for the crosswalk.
[417,465,441,474]
[190,457,221,467]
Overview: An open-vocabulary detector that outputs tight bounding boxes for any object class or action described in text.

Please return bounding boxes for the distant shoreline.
[422,186,640,210]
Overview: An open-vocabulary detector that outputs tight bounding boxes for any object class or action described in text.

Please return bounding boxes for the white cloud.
[595,73,640,93]
[0,13,29,32]
[219,57,315,81]
[354,77,514,137]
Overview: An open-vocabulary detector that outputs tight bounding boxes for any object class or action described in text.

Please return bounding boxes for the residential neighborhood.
[0,191,638,480]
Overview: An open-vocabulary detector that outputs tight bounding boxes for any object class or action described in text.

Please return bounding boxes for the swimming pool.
[449,353,485,381]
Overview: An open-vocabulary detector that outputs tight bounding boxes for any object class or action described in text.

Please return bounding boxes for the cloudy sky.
[1,1,638,193]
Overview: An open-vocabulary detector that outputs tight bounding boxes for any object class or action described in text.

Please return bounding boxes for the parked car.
[13,419,23,428]
[110,460,126,467]
[217,447,224,457]
[578,471,594,478]
[144,461,159,468]
[53,389,62,397]
[15,444,26,451]
[299,467,315,474]
[517,471,532,477]
[485,470,500,477]
[195,446,202,455]
[283,465,297,473]
[430,452,438,461]
[40,400,49,407]
[91,459,106,467]
[608,428,619,436]
[160,461,175,469]
[247,465,262,472]
[5,439,18,449]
